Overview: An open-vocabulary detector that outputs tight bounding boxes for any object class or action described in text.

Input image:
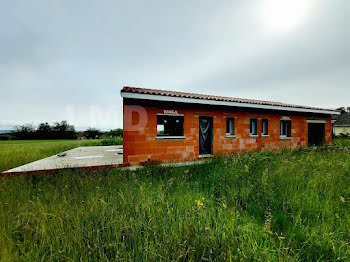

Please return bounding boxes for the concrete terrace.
[2,145,123,175]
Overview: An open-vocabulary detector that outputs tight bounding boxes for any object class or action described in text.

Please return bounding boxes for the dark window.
[250,118,257,135]
[157,115,184,136]
[280,120,292,137]
[226,118,235,136]
[199,116,213,155]
[262,119,269,135]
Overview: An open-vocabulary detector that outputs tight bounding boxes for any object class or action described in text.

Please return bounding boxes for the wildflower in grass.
[340,196,346,203]
[184,169,189,174]
[195,199,204,209]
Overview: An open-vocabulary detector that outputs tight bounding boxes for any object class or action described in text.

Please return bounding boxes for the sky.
[1,0,349,130]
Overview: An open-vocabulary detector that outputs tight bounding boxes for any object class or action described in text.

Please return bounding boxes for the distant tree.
[14,124,36,139]
[37,122,52,139]
[52,121,76,139]
[106,128,123,138]
[337,107,346,114]
[53,121,74,132]
[336,107,350,114]
[84,128,101,139]
[11,121,76,140]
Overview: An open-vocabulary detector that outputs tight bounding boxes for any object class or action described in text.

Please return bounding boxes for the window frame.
[280,119,292,139]
[156,114,185,139]
[226,117,235,138]
[261,119,269,137]
[250,118,258,137]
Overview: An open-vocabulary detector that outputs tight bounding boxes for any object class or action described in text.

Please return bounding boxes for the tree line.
[13,121,76,139]
[2,121,123,140]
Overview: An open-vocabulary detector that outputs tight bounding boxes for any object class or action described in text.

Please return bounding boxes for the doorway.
[308,123,325,146]
[199,116,213,155]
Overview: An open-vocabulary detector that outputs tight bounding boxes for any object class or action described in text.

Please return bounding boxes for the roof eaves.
[121,86,340,115]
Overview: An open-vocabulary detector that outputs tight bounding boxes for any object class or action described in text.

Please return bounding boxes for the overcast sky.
[1,0,349,130]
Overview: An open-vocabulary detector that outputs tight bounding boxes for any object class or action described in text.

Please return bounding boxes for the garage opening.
[308,122,325,146]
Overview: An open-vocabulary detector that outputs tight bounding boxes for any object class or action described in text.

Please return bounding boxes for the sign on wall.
[163,110,179,115]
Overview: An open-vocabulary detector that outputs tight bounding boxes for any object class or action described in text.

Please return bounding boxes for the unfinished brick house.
[121,87,339,166]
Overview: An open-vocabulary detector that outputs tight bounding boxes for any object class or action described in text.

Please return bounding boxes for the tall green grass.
[0,149,349,261]
[0,138,122,172]
[333,137,350,147]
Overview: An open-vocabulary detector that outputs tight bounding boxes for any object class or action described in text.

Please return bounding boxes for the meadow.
[0,139,349,261]
[0,138,122,173]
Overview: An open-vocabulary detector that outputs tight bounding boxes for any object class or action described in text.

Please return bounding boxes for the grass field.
[0,139,349,261]
[0,138,122,173]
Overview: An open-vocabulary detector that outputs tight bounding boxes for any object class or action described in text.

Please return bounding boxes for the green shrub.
[0,134,13,140]
[332,137,350,146]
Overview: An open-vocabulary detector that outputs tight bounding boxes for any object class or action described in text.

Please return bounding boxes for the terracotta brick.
[123,100,333,165]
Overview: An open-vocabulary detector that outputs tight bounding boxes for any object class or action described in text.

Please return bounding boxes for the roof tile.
[334,112,350,126]
[121,86,338,113]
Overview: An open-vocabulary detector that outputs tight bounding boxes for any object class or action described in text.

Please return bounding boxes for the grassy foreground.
[333,137,350,147]
[0,138,122,173]
[0,149,349,261]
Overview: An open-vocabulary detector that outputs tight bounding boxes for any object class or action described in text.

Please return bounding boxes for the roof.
[333,112,350,126]
[121,86,340,115]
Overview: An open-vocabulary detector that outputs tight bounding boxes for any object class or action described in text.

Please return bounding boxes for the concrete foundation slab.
[2,146,123,175]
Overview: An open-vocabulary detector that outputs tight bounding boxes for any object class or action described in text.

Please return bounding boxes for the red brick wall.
[123,100,332,166]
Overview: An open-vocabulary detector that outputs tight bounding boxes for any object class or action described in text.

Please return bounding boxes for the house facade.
[334,126,350,136]
[121,87,339,166]
[333,112,350,136]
